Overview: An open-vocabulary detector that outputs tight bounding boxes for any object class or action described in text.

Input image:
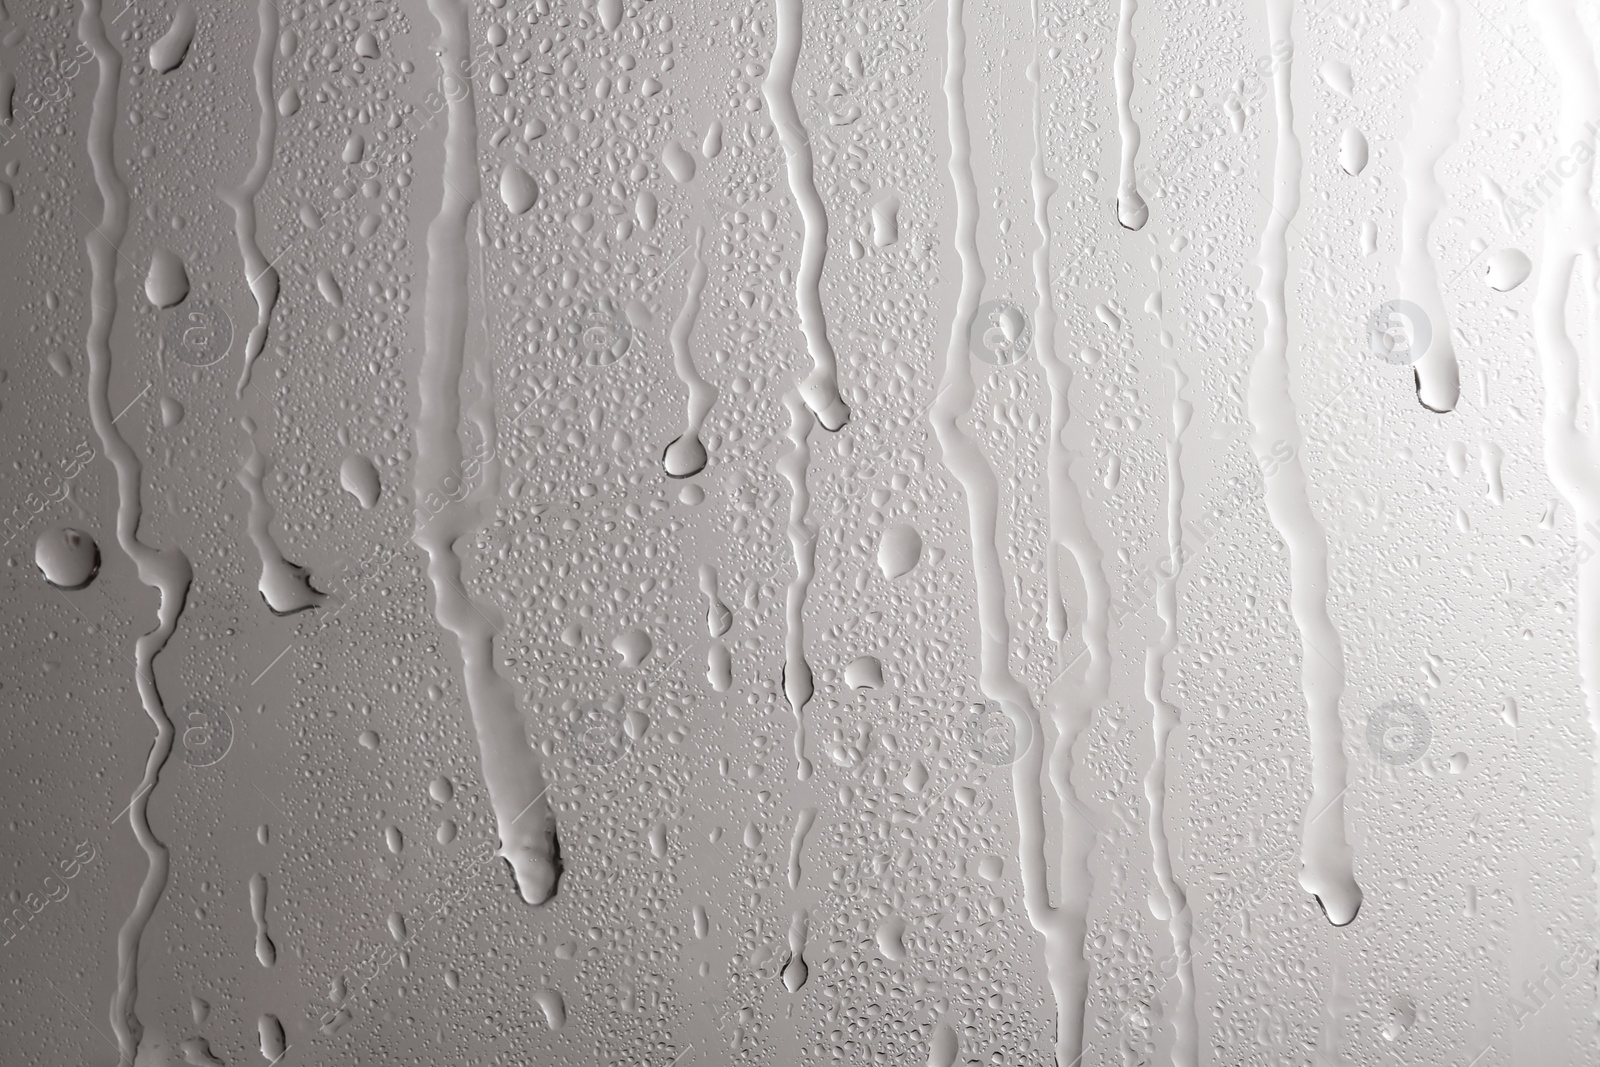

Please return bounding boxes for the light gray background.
[0,0,1591,1063]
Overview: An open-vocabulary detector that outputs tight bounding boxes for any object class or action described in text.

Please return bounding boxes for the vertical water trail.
[249,872,277,967]
[1529,0,1600,952]
[237,423,324,615]
[1144,358,1196,1066]
[763,0,850,431]
[1251,0,1362,927]
[224,1,315,617]
[700,562,732,691]
[778,391,817,781]
[1313,955,1355,1062]
[1397,0,1462,413]
[224,0,280,397]
[149,2,196,74]
[78,1,196,1059]
[1112,0,1148,230]
[698,563,732,637]
[414,0,559,905]
[787,805,817,889]
[782,909,810,992]
[1028,33,1100,1067]
[470,208,501,475]
[936,0,1085,1062]
[663,228,713,479]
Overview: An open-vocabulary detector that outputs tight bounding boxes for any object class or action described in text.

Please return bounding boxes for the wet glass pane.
[0,0,1589,1063]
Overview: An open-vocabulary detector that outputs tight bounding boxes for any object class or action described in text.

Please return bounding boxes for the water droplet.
[35,527,99,590]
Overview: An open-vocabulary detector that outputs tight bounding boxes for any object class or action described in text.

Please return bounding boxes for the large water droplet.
[35,527,99,590]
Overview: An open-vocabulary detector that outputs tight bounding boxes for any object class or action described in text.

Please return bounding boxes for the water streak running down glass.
[0,0,1594,1063]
